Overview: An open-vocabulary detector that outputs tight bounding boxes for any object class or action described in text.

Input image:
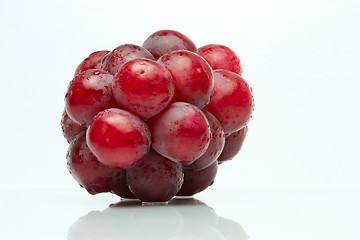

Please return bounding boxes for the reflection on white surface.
[68,198,248,240]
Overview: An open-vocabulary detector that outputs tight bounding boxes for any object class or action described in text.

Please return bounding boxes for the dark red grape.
[148,102,211,165]
[86,108,151,169]
[126,149,184,202]
[177,161,218,197]
[112,58,174,119]
[158,50,214,108]
[110,170,137,199]
[60,108,86,143]
[102,44,154,75]
[74,50,110,76]
[218,126,248,164]
[67,132,121,194]
[143,29,197,60]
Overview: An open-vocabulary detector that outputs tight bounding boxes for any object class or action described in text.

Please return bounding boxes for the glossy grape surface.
[198,44,242,75]
[86,108,151,169]
[110,169,137,199]
[218,126,248,163]
[143,29,197,60]
[158,50,214,108]
[60,109,86,143]
[204,70,254,134]
[74,50,110,76]
[65,69,116,126]
[102,44,155,75]
[186,111,225,170]
[177,161,218,196]
[112,58,174,119]
[148,102,211,165]
[126,149,184,202]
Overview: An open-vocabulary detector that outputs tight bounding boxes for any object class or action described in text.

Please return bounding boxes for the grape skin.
[126,149,184,202]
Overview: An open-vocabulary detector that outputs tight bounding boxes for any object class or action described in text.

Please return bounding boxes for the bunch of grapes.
[61,29,254,202]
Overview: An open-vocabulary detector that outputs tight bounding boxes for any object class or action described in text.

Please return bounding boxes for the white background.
[0,0,360,239]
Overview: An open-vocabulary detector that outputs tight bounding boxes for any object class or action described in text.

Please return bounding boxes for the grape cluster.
[61,29,254,202]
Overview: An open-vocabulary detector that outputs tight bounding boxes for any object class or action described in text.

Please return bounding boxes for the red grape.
[186,111,225,170]
[204,69,254,134]
[126,149,184,202]
[158,50,214,108]
[177,161,218,196]
[65,69,116,126]
[143,29,197,60]
[102,44,154,75]
[218,126,248,164]
[198,44,242,75]
[148,102,211,165]
[60,108,86,143]
[67,132,122,194]
[112,58,174,119]
[74,50,110,76]
[86,108,151,169]
[110,170,137,199]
